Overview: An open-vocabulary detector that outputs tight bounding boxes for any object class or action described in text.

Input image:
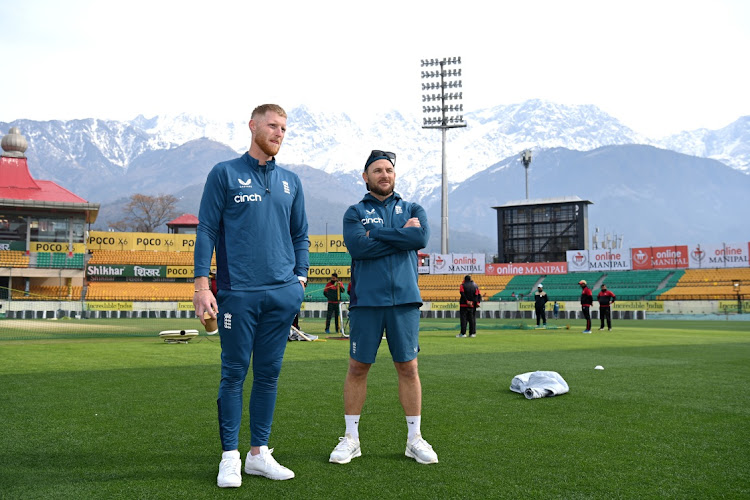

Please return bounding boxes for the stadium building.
[0,126,747,331]
[0,127,99,303]
[493,196,592,263]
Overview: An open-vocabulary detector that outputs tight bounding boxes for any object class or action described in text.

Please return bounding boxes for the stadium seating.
[87,250,208,266]
[0,250,30,268]
[650,270,685,299]
[34,252,85,269]
[11,285,83,300]
[493,275,545,301]
[536,272,606,301]
[309,253,351,267]
[85,282,194,301]
[418,274,512,302]
[594,269,673,300]
[658,268,750,300]
[20,244,742,304]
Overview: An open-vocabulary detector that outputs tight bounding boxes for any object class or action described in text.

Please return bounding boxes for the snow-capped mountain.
[658,116,750,173]
[2,98,748,205]
[112,100,657,202]
[3,118,172,195]
[116,100,749,200]
[130,113,251,153]
[3,100,749,251]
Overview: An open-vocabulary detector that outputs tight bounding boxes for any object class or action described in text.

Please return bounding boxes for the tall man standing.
[324,272,345,334]
[579,279,593,333]
[597,283,616,331]
[458,275,481,338]
[329,150,438,465]
[534,284,548,328]
[193,104,309,488]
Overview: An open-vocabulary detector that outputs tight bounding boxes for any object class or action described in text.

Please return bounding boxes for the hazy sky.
[1,0,748,137]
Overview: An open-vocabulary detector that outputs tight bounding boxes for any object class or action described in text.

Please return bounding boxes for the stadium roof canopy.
[0,127,99,223]
[493,196,593,209]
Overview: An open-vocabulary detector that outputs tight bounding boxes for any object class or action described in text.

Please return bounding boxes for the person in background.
[324,272,345,334]
[193,104,309,488]
[329,149,437,466]
[553,301,560,320]
[579,279,593,333]
[458,275,481,338]
[534,284,548,328]
[597,283,616,331]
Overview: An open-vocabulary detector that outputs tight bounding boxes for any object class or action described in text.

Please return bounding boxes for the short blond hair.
[251,104,287,120]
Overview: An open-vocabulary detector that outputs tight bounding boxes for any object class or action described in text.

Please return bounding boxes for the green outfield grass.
[1,319,748,499]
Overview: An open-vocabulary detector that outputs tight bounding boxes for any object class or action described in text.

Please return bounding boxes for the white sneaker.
[244,446,295,480]
[217,450,242,488]
[405,434,438,464]
[468,334,476,338]
[329,433,362,464]
[456,334,466,338]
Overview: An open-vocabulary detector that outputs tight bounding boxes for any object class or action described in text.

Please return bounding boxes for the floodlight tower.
[521,149,532,199]
[421,56,466,254]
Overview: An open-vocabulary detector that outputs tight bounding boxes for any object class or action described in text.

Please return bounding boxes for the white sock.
[345,414,360,440]
[222,450,240,460]
[406,415,421,441]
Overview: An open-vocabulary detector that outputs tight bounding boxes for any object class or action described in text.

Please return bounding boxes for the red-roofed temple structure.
[1,127,100,300]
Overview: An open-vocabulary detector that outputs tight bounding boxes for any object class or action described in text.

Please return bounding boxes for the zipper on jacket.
[259,166,271,193]
[384,197,396,305]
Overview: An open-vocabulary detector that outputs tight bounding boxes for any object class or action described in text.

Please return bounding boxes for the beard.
[254,134,281,157]
[368,180,395,197]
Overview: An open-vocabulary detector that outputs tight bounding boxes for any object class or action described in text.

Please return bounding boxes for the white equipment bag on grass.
[510,371,569,399]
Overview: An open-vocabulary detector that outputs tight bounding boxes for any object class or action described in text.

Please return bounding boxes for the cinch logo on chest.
[234,192,262,203]
[361,209,383,225]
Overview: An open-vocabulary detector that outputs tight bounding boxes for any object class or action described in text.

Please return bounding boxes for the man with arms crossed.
[193,104,309,487]
[329,149,437,465]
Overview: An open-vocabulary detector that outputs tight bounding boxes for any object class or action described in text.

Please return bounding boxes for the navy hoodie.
[343,191,429,308]
[194,152,309,290]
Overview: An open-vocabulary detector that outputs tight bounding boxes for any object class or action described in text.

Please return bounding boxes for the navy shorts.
[348,305,421,363]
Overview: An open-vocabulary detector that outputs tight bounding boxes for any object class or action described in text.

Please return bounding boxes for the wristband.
[194,288,210,293]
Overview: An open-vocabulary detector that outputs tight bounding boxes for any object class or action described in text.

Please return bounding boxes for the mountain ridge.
[2,100,748,253]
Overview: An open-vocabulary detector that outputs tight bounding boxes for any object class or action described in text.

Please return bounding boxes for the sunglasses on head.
[368,150,396,166]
